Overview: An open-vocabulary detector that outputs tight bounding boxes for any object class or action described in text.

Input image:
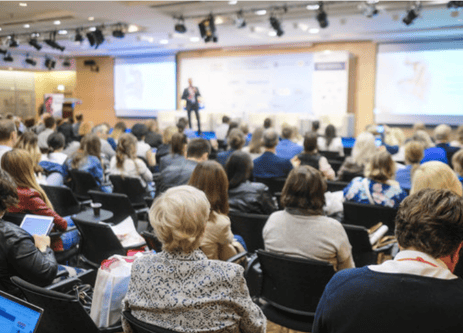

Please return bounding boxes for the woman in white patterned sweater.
[122,185,266,333]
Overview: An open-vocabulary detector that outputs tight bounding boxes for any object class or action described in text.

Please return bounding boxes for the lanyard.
[397,256,437,267]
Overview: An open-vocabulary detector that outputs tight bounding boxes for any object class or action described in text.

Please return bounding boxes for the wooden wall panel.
[34,71,76,118]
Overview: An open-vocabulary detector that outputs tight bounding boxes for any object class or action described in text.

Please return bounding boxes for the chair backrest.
[11,276,100,333]
[343,201,398,231]
[228,211,269,253]
[328,160,343,174]
[141,231,163,252]
[42,184,82,217]
[72,216,125,265]
[254,177,287,195]
[325,180,349,193]
[69,169,100,200]
[342,223,373,253]
[256,250,334,316]
[88,190,138,225]
[109,175,148,206]
[339,170,362,182]
[319,150,341,160]
[2,212,26,226]
[122,311,177,333]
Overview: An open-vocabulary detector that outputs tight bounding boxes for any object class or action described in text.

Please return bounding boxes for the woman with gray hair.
[122,185,266,333]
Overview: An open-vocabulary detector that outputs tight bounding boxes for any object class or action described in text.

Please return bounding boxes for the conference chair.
[338,170,363,182]
[141,231,163,253]
[326,180,349,193]
[122,311,177,333]
[69,169,101,202]
[228,211,269,253]
[72,216,146,268]
[246,250,335,333]
[343,201,398,232]
[109,175,151,208]
[11,276,121,333]
[319,150,342,160]
[42,184,85,217]
[88,190,140,227]
[254,177,287,195]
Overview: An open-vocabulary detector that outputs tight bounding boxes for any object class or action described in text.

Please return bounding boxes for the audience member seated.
[451,125,463,148]
[0,119,17,165]
[313,188,463,333]
[155,126,177,165]
[93,124,116,160]
[384,127,406,161]
[411,161,462,196]
[242,127,265,160]
[263,165,354,271]
[226,151,277,215]
[317,124,344,157]
[337,132,376,181]
[263,117,272,129]
[253,129,293,179]
[434,124,460,167]
[72,113,83,139]
[216,128,246,166]
[240,123,251,146]
[109,133,153,194]
[2,149,69,252]
[157,138,210,194]
[14,131,46,184]
[312,120,320,136]
[413,130,448,165]
[63,120,94,156]
[107,121,127,150]
[453,150,463,186]
[344,151,407,209]
[395,141,424,191]
[189,161,245,260]
[275,126,303,160]
[296,132,335,180]
[0,169,58,298]
[159,132,187,172]
[131,123,155,167]
[56,116,75,147]
[122,185,266,333]
[65,133,111,192]
[216,115,230,141]
[144,119,163,148]
[39,133,68,186]
[37,116,56,151]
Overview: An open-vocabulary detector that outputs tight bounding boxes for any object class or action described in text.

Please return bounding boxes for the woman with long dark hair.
[318,124,344,156]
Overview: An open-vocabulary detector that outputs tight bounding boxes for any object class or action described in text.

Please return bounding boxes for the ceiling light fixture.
[174,16,187,33]
[198,14,218,43]
[190,36,200,42]
[269,16,284,37]
[235,10,246,28]
[3,53,13,62]
[306,3,320,10]
[23,24,30,28]
[54,20,61,25]
[62,58,71,67]
[88,16,95,21]
[112,24,125,38]
[19,3,27,7]
[229,1,238,5]
[255,10,267,16]
[316,2,329,28]
[309,28,320,34]
[25,55,36,66]
[58,30,68,35]
[86,26,105,49]
[45,57,56,70]
[160,39,169,44]
[403,2,421,26]
[28,38,42,50]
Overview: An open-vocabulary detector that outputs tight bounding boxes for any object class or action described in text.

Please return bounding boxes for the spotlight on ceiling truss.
[198,14,218,43]
[9,35,19,47]
[448,1,463,9]
[174,16,187,33]
[0,49,7,55]
[362,1,379,18]
[44,31,65,51]
[112,24,125,38]
[28,37,42,51]
[269,16,284,37]
[316,2,329,28]
[25,54,37,66]
[45,57,56,70]
[62,57,71,67]
[75,28,84,42]
[234,10,246,28]
[86,26,105,49]
[403,2,421,26]
[3,53,13,62]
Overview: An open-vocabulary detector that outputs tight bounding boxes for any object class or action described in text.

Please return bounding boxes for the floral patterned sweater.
[343,177,407,209]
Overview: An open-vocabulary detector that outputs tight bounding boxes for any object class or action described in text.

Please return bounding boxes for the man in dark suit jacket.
[181,78,201,134]
[253,129,293,179]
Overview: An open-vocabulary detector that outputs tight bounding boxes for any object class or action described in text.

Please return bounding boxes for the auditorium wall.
[34,71,76,116]
[177,41,377,136]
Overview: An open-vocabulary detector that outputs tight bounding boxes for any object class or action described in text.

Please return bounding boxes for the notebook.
[20,215,54,236]
[0,290,43,333]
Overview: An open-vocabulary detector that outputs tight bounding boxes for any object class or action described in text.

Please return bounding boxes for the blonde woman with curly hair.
[343,151,408,208]
[337,132,377,181]
[122,185,266,333]
[411,161,462,196]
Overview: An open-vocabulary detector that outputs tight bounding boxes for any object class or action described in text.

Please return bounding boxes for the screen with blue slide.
[375,42,463,125]
[114,56,176,118]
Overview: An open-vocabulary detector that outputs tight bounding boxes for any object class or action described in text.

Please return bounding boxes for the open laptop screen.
[0,290,43,333]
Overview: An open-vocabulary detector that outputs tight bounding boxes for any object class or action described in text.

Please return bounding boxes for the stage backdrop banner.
[44,94,64,117]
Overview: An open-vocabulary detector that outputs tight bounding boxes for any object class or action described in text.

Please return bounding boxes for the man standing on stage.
[181,78,201,134]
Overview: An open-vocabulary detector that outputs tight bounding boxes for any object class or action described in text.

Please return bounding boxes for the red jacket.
[8,187,68,251]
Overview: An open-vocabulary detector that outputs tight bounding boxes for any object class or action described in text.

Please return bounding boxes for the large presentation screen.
[375,42,463,125]
[114,56,176,117]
